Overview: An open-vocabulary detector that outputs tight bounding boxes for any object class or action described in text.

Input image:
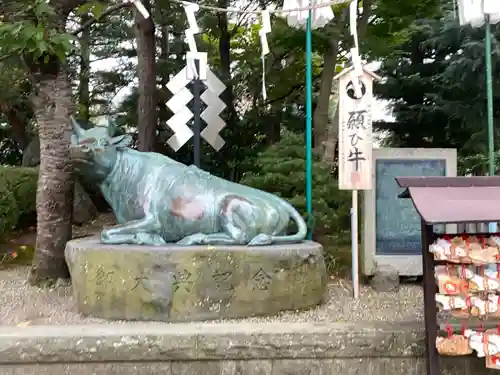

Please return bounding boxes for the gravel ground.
[0,266,423,326]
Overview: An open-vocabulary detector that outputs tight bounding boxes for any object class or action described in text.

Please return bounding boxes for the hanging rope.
[171,0,348,105]
[170,0,350,15]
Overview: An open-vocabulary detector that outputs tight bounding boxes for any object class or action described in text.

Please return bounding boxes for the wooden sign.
[336,66,380,190]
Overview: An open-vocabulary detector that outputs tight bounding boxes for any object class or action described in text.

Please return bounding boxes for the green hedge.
[0,166,38,236]
[240,130,351,275]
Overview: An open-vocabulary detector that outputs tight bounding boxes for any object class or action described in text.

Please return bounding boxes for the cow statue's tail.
[248,201,308,246]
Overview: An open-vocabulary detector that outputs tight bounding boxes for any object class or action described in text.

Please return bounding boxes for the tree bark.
[322,78,340,166]
[313,39,339,154]
[134,0,157,152]
[217,3,238,124]
[155,20,171,154]
[216,0,240,180]
[28,70,74,285]
[160,24,170,90]
[78,13,91,123]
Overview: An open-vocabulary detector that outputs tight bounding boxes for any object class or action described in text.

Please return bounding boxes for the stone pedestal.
[65,237,327,322]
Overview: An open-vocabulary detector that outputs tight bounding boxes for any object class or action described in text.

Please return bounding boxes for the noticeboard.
[375,159,446,256]
[362,148,457,276]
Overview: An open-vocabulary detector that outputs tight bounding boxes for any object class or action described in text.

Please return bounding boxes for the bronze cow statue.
[69,117,307,246]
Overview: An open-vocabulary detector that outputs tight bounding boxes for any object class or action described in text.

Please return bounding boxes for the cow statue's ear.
[111,134,133,148]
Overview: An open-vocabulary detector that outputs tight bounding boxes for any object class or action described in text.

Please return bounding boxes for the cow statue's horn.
[70,116,85,138]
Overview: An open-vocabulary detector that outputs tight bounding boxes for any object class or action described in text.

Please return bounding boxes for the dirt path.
[0,213,424,326]
[0,265,423,326]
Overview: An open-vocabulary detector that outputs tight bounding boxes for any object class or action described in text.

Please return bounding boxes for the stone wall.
[0,321,495,374]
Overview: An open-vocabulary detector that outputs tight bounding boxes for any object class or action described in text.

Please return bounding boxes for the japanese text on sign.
[338,73,373,190]
[346,110,367,172]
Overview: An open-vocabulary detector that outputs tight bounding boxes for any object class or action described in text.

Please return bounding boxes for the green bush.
[0,166,38,236]
[240,130,351,274]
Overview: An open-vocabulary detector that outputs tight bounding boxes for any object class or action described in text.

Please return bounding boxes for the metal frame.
[363,148,457,276]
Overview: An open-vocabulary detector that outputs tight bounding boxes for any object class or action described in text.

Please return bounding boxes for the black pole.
[421,220,439,375]
[192,59,201,167]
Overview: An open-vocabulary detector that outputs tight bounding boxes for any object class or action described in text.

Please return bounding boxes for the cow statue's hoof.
[100,229,167,246]
[248,234,273,246]
[133,232,167,245]
[100,229,114,244]
[176,233,207,245]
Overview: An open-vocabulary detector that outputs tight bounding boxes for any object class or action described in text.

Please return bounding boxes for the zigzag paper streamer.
[183,3,207,79]
[259,10,271,56]
[311,0,334,28]
[200,70,227,151]
[259,10,271,100]
[281,0,334,29]
[166,67,195,151]
[183,3,200,52]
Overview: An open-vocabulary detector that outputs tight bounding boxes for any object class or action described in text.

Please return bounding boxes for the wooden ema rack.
[396,176,500,375]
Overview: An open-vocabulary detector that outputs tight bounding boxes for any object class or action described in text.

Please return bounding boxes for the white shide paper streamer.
[259,10,271,100]
[458,0,500,27]
[183,3,207,79]
[281,0,334,29]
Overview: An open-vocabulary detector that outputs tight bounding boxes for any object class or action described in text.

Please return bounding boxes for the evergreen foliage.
[240,130,351,274]
[0,167,37,237]
[375,6,500,161]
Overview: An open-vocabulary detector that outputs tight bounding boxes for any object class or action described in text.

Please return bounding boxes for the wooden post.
[421,220,439,375]
[351,190,360,299]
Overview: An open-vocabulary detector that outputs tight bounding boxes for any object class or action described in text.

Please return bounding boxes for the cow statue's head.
[70,116,133,182]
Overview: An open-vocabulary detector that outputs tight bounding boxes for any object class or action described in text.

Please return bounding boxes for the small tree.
[0,0,131,285]
[0,0,81,285]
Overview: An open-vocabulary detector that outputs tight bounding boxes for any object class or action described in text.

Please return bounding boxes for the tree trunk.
[160,24,170,90]
[28,70,74,285]
[217,0,240,179]
[78,13,91,123]
[313,40,339,154]
[134,0,157,152]
[217,1,238,124]
[322,77,340,167]
[155,22,171,154]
